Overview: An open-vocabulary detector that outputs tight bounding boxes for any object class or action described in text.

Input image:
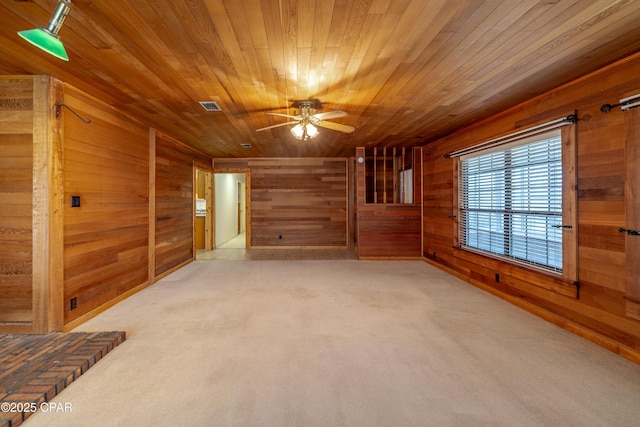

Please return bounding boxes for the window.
[459,131,563,273]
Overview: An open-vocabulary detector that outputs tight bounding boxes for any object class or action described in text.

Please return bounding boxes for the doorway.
[194,168,213,251]
[215,173,248,249]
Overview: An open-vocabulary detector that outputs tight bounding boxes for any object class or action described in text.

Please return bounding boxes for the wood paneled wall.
[422,54,640,362]
[0,75,63,333]
[355,147,422,258]
[624,108,640,321]
[1,76,216,331]
[62,86,150,324]
[214,158,347,247]
[0,77,34,328]
[155,134,210,275]
[357,204,422,258]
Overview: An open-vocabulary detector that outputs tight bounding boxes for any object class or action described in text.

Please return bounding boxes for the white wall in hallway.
[215,173,245,246]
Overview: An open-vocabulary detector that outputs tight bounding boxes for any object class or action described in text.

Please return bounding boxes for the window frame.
[453,124,577,281]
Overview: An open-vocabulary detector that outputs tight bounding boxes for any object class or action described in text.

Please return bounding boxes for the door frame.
[212,168,251,249]
[194,162,214,254]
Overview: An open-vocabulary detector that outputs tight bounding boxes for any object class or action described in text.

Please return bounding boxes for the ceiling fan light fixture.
[18,0,71,61]
[290,123,304,139]
[257,99,353,138]
[290,123,319,140]
[306,123,319,138]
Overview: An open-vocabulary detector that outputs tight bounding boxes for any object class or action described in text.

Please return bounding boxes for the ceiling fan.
[255,100,355,140]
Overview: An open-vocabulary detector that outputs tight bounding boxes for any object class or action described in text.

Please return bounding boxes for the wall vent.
[199,101,222,111]
[240,143,252,148]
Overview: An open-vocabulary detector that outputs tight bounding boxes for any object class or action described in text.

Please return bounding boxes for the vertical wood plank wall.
[0,77,34,331]
[0,77,215,331]
[423,55,640,361]
[62,86,150,325]
[1,75,64,333]
[155,134,210,275]
[213,158,347,247]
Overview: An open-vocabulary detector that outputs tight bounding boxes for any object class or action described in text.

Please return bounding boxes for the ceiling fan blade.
[315,120,355,133]
[266,112,303,120]
[312,110,348,121]
[256,121,298,132]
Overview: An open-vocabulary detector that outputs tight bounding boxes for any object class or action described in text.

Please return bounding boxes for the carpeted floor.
[0,332,125,427]
[21,260,640,426]
[197,245,356,261]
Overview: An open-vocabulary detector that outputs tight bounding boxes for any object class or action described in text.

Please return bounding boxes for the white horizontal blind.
[459,132,563,273]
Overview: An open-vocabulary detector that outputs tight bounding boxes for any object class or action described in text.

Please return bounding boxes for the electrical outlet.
[71,195,81,207]
[70,297,77,310]
[279,234,283,240]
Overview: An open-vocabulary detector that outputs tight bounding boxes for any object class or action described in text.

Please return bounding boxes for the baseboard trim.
[250,245,348,250]
[0,323,34,334]
[422,257,640,365]
[153,258,194,281]
[64,258,194,332]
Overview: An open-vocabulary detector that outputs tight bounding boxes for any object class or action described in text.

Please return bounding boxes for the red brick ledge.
[0,331,125,427]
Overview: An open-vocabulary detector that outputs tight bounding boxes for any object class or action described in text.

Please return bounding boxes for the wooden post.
[32,76,64,333]
[401,147,405,204]
[383,147,387,204]
[392,147,398,203]
[373,147,377,203]
[562,120,578,282]
[355,147,365,255]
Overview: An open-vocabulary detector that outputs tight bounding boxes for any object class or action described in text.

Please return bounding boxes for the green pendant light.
[18,0,71,61]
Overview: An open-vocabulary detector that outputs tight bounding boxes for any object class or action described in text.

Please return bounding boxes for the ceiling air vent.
[199,101,221,112]
[240,143,252,148]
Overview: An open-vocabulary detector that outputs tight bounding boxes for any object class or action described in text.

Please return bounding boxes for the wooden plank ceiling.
[2,0,640,158]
